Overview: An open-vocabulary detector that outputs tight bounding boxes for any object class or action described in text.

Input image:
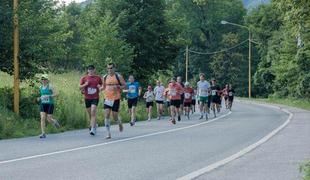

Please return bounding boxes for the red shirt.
[184,87,194,103]
[80,75,103,99]
[166,83,183,100]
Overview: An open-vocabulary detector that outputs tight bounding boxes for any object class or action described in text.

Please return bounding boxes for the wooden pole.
[186,45,189,82]
[13,0,20,114]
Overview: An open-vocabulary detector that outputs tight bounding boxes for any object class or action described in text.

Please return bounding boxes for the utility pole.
[13,0,20,114]
[185,45,189,82]
[248,32,252,98]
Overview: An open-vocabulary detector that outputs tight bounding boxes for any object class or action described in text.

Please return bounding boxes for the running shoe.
[53,120,60,128]
[106,133,111,139]
[199,115,203,119]
[90,128,96,136]
[39,133,46,138]
[171,119,176,124]
[119,123,124,132]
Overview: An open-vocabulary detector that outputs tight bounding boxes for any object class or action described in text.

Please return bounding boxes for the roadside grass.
[0,71,169,139]
[300,161,310,180]
[237,96,310,111]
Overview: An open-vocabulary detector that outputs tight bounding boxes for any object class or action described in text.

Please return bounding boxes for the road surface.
[1,101,307,180]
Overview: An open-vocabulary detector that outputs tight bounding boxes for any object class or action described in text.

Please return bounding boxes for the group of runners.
[37,63,235,139]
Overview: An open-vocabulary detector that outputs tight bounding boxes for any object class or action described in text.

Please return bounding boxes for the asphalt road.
[0,101,291,180]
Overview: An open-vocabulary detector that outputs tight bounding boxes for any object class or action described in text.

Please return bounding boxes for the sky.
[61,0,86,5]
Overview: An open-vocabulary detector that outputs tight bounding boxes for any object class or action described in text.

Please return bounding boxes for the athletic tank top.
[40,85,54,104]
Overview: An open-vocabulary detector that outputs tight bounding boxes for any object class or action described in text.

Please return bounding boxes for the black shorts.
[127,97,138,109]
[224,96,228,101]
[170,99,181,108]
[156,100,164,104]
[104,99,120,112]
[208,96,211,108]
[211,96,220,104]
[85,99,99,108]
[181,94,185,103]
[184,102,191,107]
[166,101,171,107]
[146,102,154,108]
[40,104,54,114]
[228,96,234,102]
[191,99,196,105]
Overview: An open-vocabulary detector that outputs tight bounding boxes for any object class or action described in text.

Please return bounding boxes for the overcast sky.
[61,0,86,5]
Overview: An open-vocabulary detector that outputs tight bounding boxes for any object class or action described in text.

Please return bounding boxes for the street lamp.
[221,20,252,98]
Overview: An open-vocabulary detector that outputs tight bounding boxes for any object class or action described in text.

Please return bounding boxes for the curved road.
[0,101,290,180]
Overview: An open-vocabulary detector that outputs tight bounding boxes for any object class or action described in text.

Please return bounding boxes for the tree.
[78,5,134,75]
[0,0,72,80]
[210,33,247,94]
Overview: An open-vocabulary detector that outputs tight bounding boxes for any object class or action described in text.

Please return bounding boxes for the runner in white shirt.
[197,73,210,120]
[154,80,165,120]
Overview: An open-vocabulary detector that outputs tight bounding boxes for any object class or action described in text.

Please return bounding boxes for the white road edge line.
[0,111,232,165]
[177,101,293,180]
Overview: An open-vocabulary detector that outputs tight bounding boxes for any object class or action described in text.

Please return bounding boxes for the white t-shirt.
[197,80,210,97]
[144,91,155,102]
[154,85,165,101]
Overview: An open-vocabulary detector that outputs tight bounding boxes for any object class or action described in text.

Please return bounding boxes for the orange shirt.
[166,82,183,100]
[104,74,125,100]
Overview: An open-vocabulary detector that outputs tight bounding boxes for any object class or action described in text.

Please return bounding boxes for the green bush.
[300,161,310,180]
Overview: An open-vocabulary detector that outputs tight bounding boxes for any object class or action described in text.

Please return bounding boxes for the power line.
[188,39,248,55]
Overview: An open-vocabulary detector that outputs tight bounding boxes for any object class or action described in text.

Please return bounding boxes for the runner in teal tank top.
[37,74,60,139]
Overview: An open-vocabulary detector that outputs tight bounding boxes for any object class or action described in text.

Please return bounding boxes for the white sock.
[105,118,111,133]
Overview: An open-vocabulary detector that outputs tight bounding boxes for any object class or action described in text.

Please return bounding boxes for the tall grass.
[238,96,310,111]
[300,161,310,180]
[0,71,170,139]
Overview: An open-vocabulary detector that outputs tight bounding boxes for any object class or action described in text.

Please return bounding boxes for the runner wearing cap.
[38,74,60,138]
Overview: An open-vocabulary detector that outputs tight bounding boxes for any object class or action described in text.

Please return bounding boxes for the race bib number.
[185,93,191,99]
[229,92,233,96]
[200,89,208,96]
[41,96,50,103]
[87,87,97,95]
[212,90,217,96]
[104,99,114,107]
[169,89,177,96]
[129,85,136,94]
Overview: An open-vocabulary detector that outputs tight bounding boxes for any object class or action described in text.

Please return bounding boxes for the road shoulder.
[195,100,310,180]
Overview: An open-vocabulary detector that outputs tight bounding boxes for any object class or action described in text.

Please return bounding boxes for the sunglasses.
[107,67,114,69]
